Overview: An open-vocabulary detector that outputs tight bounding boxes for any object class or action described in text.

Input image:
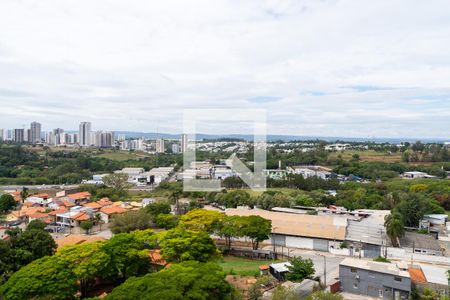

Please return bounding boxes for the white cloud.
[0,0,449,138]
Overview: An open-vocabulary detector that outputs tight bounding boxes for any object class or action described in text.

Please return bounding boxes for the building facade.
[339,258,411,299]
[30,121,41,144]
[79,122,92,146]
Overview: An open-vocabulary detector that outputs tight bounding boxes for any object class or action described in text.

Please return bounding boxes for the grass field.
[217,256,278,276]
[95,150,150,161]
[328,150,403,163]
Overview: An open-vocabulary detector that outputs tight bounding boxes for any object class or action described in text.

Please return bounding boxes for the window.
[394,277,402,282]
[369,271,376,278]
[353,283,358,289]
[350,268,357,273]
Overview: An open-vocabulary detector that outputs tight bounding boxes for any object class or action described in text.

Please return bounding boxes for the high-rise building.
[13,129,25,143]
[53,128,65,145]
[181,134,188,153]
[0,129,4,141]
[79,122,92,146]
[172,143,180,153]
[24,129,31,142]
[156,138,165,153]
[30,122,41,144]
[93,131,113,148]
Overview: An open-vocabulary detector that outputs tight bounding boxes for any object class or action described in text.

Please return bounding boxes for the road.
[0,185,80,191]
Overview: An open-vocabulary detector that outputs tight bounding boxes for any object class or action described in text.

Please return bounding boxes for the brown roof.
[100,206,128,215]
[28,212,49,219]
[10,191,22,202]
[67,192,91,200]
[62,200,76,207]
[72,212,90,221]
[225,208,347,240]
[408,268,427,284]
[82,202,102,209]
[97,198,113,207]
[22,201,36,207]
[149,249,169,267]
[55,234,105,249]
[33,193,49,199]
[48,208,69,216]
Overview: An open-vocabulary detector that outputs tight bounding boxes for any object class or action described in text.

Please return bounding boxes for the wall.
[339,265,411,299]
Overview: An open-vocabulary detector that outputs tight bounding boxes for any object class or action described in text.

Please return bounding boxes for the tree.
[145,201,171,218]
[20,187,29,203]
[0,256,78,300]
[155,213,179,229]
[106,261,232,300]
[240,215,272,250]
[57,242,110,298]
[25,219,46,231]
[101,230,154,280]
[159,228,219,262]
[11,229,56,261]
[110,210,152,234]
[304,291,343,300]
[103,173,132,198]
[384,211,405,247]
[271,285,301,300]
[216,215,244,250]
[0,194,15,212]
[80,220,93,234]
[179,208,225,233]
[285,257,315,282]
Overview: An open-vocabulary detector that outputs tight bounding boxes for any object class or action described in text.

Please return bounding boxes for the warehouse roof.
[225,208,346,240]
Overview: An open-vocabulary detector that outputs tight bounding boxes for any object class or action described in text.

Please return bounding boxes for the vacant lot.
[328,150,403,163]
[95,150,150,161]
[217,256,277,276]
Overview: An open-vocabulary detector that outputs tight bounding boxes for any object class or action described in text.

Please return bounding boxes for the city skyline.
[0,1,449,138]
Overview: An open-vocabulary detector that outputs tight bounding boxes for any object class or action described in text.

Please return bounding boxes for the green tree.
[0,194,15,212]
[384,211,405,247]
[110,210,152,234]
[80,220,93,234]
[216,215,244,250]
[11,229,56,261]
[145,201,171,218]
[106,261,232,300]
[159,228,219,262]
[20,187,29,203]
[179,208,225,233]
[240,215,272,250]
[285,257,315,282]
[26,219,46,231]
[271,285,301,300]
[0,256,78,300]
[155,213,179,229]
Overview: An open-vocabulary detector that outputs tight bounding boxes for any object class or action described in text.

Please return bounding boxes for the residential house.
[409,265,449,298]
[99,206,128,224]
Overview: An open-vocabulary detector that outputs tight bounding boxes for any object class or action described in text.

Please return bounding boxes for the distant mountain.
[113,131,449,144]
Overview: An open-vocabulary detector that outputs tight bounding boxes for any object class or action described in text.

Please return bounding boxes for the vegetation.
[285,257,315,282]
[109,210,152,234]
[0,223,56,283]
[0,194,15,213]
[106,261,233,300]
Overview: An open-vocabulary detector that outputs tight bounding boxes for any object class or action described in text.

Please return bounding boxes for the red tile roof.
[33,193,49,199]
[28,212,49,219]
[82,202,102,209]
[100,206,128,215]
[48,209,69,216]
[408,268,427,284]
[97,198,113,207]
[72,212,90,221]
[67,192,91,200]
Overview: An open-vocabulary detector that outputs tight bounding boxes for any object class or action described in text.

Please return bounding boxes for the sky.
[0,0,449,139]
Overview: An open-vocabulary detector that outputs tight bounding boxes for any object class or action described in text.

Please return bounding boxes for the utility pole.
[323,255,327,287]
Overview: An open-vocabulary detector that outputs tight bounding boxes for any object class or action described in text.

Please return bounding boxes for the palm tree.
[384,211,405,247]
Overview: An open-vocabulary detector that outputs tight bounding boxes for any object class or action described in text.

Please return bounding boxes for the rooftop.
[420,264,449,286]
[340,258,410,278]
[408,268,427,284]
[225,208,347,240]
[397,231,441,251]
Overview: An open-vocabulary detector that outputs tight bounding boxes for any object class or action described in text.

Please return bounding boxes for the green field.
[217,256,277,276]
[328,149,403,163]
[95,150,151,161]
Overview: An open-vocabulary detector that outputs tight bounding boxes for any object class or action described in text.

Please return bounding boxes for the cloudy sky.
[0,0,449,139]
